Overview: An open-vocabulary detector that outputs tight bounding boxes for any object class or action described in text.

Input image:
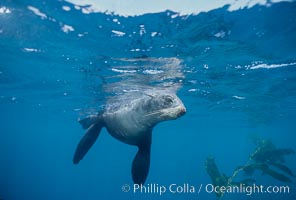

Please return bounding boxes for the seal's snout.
[178,106,186,117]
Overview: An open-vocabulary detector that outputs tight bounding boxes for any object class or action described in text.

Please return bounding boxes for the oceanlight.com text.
[205,183,290,196]
[122,183,291,196]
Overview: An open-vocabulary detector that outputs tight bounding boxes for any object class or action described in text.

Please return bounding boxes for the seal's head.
[141,92,186,124]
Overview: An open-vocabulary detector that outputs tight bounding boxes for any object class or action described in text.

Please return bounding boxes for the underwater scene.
[1,0,296,199]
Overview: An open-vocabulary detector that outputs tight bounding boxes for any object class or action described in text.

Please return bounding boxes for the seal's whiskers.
[142,110,162,118]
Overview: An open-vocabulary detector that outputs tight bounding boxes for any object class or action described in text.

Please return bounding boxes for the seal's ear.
[143,93,155,98]
[73,120,104,164]
[131,133,152,184]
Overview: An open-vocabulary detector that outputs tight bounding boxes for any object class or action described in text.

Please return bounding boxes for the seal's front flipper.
[79,115,100,129]
[73,122,103,164]
[132,134,152,184]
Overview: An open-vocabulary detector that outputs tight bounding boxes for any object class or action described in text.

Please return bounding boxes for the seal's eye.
[164,95,174,106]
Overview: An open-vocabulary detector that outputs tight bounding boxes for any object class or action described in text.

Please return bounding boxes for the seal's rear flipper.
[73,122,103,164]
[132,134,152,184]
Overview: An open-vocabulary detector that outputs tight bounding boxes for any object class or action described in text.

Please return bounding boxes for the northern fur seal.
[73,90,186,184]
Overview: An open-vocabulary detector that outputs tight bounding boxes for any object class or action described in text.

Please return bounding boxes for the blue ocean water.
[1,1,296,200]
